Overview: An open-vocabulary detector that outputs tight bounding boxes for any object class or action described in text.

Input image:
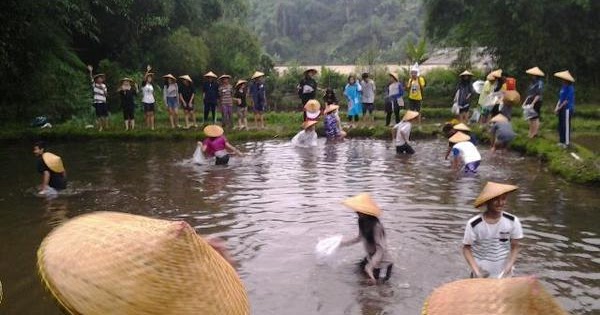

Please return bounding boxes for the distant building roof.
[423,47,494,69]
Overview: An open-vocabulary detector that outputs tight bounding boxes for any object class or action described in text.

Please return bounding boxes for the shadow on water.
[0,138,598,314]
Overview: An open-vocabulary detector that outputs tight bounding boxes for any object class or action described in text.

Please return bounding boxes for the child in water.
[449,132,481,174]
[200,125,242,165]
[341,193,393,285]
[323,105,346,142]
[291,120,318,148]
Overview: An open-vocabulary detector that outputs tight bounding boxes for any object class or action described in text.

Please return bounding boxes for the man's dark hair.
[34,140,46,150]
[362,73,369,79]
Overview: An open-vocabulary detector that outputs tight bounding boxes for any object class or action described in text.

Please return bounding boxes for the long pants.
[558,108,572,145]
[386,104,400,126]
[204,101,217,123]
[222,105,233,128]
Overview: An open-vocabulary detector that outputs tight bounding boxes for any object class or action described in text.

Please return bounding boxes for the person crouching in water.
[324,104,346,142]
[200,125,242,165]
[449,132,481,174]
[392,110,419,155]
[463,182,523,278]
[33,141,67,196]
[341,193,393,285]
[291,120,318,148]
[444,122,477,159]
[489,114,515,154]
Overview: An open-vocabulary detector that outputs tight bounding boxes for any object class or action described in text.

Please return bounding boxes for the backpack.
[505,77,516,90]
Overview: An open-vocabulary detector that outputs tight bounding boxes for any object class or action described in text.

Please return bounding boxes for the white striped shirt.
[93,83,107,103]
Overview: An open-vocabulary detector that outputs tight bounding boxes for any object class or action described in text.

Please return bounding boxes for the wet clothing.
[250,81,267,112]
[463,212,523,278]
[324,114,341,139]
[393,121,414,155]
[291,130,318,147]
[558,84,575,145]
[344,82,362,118]
[452,141,481,173]
[179,84,195,111]
[491,121,516,144]
[119,89,137,120]
[203,136,230,165]
[356,221,393,280]
[37,157,66,190]
[298,77,317,105]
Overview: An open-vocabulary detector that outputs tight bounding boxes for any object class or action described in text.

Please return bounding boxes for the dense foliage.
[423,0,600,85]
[0,0,264,123]
[248,0,423,64]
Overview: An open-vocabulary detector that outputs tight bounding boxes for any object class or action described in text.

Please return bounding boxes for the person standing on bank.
[250,71,267,129]
[344,74,363,128]
[141,66,156,130]
[298,68,318,119]
[385,72,404,126]
[478,71,496,124]
[88,66,109,131]
[162,74,180,129]
[33,141,67,196]
[360,73,376,127]
[406,63,426,124]
[522,67,545,138]
[455,71,475,123]
[392,110,419,155]
[553,70,575,148]
[218,74,234,129]
[117,78,138,131]
[179,75,197,129]
[463,182,523,278]
[341,193,393,285]
[202,71,219,124]
[233,80,249,130]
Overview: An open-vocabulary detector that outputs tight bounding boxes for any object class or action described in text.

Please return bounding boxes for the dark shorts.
[182,102,194,112]
[123,107,135,120]
[359,257,393,282]
[396,144,415,155]
[408,99,422,112]
[528,101,542,121]
[204,100,217,110]
[143,102,155,113]
[215,154,230,165]
[459,104,470,113]
[464,160,480,173]
[254,103,265,112]
[94,103,108,117]
[495,133,515,145]
[362,103,374,114]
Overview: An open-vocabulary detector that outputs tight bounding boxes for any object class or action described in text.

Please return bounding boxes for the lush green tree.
[205,22,262,77]
[152,27,210,79]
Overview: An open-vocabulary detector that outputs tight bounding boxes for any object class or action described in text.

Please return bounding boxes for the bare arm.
[391,127,396,139]
[444,147,451,160]
[40,171,50,190]
[462,245,482,277]
[225,142,242,155]
[340,234,360,247]
[501,239,521,277]
[189,92,195,105]
[451,156,460,171]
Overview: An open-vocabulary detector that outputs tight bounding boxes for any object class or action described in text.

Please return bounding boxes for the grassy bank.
[2,108,598,185]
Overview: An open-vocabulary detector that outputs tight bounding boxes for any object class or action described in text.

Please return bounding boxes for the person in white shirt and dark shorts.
[392,110,419,155]
[463,182,523,279]
[141,70,156,130]
[449,131,481,174]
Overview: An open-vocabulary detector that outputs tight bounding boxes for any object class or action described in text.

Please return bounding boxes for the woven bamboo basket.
[421,277,568,315]
[37,211,249,315]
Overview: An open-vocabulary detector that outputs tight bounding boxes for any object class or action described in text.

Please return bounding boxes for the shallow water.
[0,139,598,314]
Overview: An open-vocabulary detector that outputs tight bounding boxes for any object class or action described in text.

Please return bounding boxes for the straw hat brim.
[37,212,249,315]
[179,75,193,83]
[306,111,320,119]
[526,67,545,77]
[554,70,575,83]
[402,110,420,121]
[162,74,176,80]
[218,75,232,80]
[389,72,399,82]
[342,193,382,217]
[93,74,105,79]
[204,125,224,138]
[449,131,471,143]
[251,71,265,80]
[503,90,521,106]
[302,120,318,130]
[324,105,340,114]
[490,114,509,123]
[42,152,65,173]
[459,70,473,77]
[452,123,471,132]
[422,277,568,315]
[486,73,496,81]
[474,181,518,207]
[235,80,247,87]
[304,100,321,113]
[304,68,318,74]
[120,78,135,84]
[204,71,218,78]
[491,69,503,78]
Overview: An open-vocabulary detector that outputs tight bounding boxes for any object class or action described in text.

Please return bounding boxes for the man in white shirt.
[463,182,523,278]
[392,110,419,155]
[449,132,481,173]
[291,120,318,148]
[360,73,376,127]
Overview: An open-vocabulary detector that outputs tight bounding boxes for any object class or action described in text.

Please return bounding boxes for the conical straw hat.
[389,72,399,82]
[554,70,575,83]
[119,77,135,84]
[179,75,193,83]
[452,123,471,132]
[449,131,470,144]
[303,99,321,113]
[421,277,568,315]
[526,67,545,77]
[204,125,224,138]
[403,110,420,121]
[218,74,232,80]
[37,212,249,315]
[486,72,496,81]
[459,70,473,77]
[304,68,318,74]
[302,120,318,130]
[204,71,218,78]
[490,114,509,123]
[324,104,339,114]
[93,73,105,80]
[235,80,247,87]
[42,152,65,173]
[474,181,518,207]
[503,90,521,106]
[342,193,382,217]
[491,69,503,78]
[162,74,176,80]
[251,71,265,80]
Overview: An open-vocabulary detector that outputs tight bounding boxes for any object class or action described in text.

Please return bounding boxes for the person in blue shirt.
[250,71,267,129]
[553,70,575,147]
[202,71,220,124]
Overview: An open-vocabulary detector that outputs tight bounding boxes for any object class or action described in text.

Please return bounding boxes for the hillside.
[247,0,424,64]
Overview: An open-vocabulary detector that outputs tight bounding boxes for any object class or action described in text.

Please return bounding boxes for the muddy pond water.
[0,139,598,314]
